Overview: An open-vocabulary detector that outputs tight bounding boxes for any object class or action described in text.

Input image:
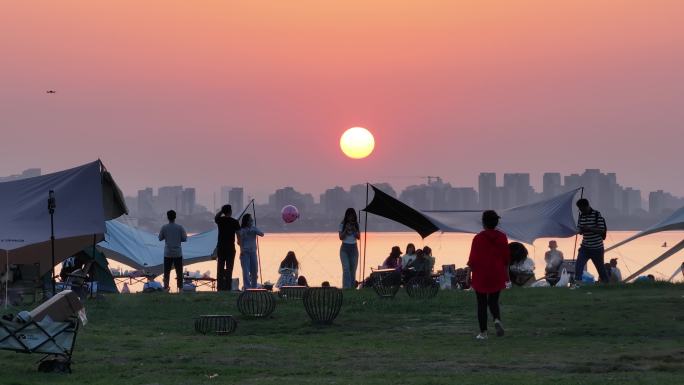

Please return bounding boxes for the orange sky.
[1,0,683,202]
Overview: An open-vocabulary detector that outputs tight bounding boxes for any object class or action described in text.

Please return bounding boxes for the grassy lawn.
[1,283,683,385]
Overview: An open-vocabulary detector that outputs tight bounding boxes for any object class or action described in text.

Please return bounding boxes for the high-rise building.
[649,190,684,215]
[478,173,496,209]
[622,188,642,215]
[320,186,352,217]
[137,188,155,218]
[503,173,532,207]
[221,186,245,214]
[157,186,183,212]
[228,187,244,214]
[447,187,478,209]
[181,188,196,215]
[543,173,562,198]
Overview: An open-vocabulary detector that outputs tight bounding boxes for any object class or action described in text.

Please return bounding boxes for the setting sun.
[340,127,375,159]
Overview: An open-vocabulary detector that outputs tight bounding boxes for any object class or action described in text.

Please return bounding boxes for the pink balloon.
[281,205,299,223]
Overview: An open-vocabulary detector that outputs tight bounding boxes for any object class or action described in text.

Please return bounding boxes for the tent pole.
[4,250,8,309]
[91,234,97,298]
[571,187,584,261]
[362,183,369,288]
[252,200,263,286]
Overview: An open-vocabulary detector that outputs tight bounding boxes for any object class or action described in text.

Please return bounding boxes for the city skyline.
[2,1,684,202]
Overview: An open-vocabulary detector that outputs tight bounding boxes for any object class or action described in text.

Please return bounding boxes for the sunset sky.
[1,0,683,204]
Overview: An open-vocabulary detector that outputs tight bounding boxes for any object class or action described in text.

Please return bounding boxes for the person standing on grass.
[575,198,609,283]
[338,208,360,289]
[159,210,187,292]
[237,213,264,290]
[467,210,510,340]
[214,204,241,291]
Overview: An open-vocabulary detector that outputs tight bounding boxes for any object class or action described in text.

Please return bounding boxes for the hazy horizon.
[2,1,683,204]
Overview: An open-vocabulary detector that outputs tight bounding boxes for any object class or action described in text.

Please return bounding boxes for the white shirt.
[510,258,535,274]
[401,253,416,268]
[338,223,359,244]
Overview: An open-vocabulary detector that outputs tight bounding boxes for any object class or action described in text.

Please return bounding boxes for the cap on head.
[482,210,500,229]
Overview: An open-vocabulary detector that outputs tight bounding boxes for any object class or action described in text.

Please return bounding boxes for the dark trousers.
[475,291,501,333]
[163,257,183,290]
[575,247,609,283]
[216,246,236,291]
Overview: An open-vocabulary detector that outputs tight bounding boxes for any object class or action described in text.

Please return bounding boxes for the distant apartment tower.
[564,169,624,215]
[649,190,684,215]
[447,187,478,210]
[503,173,532,207]
[543,173,562,198]
[221,186,245,214]
[181,188,196,215]
[622,188,642,215]
[320,186,352,217]
[478,173,496,209]
[229,188,244,214]
[137,188,155,218]
[157,186,183,212]
[0,168,41,182]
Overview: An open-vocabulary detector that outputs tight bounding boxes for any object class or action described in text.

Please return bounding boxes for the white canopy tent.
[606,207,684,282]
[98,220,218,274]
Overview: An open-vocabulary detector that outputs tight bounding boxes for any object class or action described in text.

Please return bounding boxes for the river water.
[109,231,684,292]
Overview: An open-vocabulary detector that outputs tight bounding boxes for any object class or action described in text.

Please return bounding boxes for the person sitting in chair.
[406,249,431,279]
[508,242,536,286]
[381,246,403,270]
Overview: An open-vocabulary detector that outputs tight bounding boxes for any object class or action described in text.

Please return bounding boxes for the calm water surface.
[110,231,684,292]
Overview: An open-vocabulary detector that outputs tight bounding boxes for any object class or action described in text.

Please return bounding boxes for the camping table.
[112,274,148,285]
[183,277,217,291]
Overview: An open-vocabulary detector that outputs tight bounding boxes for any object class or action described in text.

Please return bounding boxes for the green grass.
[1,283,683,384]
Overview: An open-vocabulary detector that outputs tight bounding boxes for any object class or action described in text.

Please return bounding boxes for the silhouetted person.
[575,199,609,283]
[609,258,622,283]
[215,204,241,291]
[276,251,299,288]
[381,246,402,269]
[401,243,417,269]
[297,276,309,287]
[338,208,360,289]
[467,210,510,340]
[159,210,187,292]
[237,214,263,289]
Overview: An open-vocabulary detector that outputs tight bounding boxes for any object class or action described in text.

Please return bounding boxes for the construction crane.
[382,175,444,185]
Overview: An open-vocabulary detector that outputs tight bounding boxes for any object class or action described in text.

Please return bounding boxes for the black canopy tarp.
[362,184,439,238]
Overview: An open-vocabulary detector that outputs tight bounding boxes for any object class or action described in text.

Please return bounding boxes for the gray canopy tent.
[606,206,684,282]
[1,160,127,305]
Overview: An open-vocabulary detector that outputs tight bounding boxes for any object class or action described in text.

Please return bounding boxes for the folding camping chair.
[0,290,86,372]
[60,261,94,299]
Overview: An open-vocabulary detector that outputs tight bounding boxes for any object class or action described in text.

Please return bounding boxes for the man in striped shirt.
[576,199,609,283]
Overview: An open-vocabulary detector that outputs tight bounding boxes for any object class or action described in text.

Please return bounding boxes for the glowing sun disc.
[340,127,375,159]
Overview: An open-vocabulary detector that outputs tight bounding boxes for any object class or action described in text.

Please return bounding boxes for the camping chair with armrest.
[62,261,94,299]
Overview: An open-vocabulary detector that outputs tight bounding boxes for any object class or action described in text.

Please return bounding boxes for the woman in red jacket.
[467,210,510,339]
